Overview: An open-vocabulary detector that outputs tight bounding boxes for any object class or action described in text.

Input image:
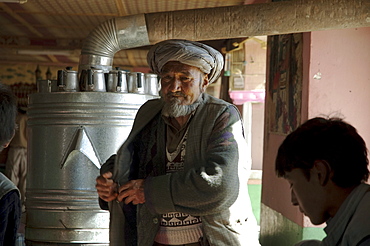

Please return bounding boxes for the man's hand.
[95,171,118,202]
[117,179,146,205]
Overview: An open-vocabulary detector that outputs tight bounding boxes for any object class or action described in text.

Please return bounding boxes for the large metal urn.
[26,92,156,245]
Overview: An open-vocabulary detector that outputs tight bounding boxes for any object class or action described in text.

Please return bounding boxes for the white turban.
[147,39,224,84]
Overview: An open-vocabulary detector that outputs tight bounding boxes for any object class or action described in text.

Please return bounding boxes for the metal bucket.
[26,92,157,245]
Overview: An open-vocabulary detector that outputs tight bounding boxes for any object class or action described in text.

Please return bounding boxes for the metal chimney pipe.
[78,14,150,73]
[78,0,369,72]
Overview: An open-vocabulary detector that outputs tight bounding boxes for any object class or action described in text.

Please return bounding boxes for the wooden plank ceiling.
[0,0,261,68]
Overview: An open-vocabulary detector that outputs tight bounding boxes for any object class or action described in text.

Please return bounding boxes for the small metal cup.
[128,72,145,94]
[37,79,52,93]
[80,69,106,92]
[107,69,128,92]
[57,68,79,92]
[145,73,159,96]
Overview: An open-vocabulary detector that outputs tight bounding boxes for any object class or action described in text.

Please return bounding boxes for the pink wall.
[262,27,370,228]
[309,27,370,147]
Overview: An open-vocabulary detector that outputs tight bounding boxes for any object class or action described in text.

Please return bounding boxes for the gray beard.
[161,96,202,118]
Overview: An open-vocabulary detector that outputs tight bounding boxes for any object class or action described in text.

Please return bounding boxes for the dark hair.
[275,117,369,188]
[0,84,17,149]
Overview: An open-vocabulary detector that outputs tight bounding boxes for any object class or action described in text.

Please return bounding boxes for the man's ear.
[2,130,15,149]
[313,160,332,186]
[202,74,210,89]
[2,141,11,149]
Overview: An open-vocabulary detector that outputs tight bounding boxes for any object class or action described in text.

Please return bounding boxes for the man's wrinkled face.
[285,168,330,225]
[160,61,209,106]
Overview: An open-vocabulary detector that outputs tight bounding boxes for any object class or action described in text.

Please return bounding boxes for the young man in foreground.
[276,117,370,246]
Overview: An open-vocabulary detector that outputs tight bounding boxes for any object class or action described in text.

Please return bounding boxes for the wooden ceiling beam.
[115,0,128,16]
[0,3,43,37]
[47,55,59,63]
[1,10,118,17]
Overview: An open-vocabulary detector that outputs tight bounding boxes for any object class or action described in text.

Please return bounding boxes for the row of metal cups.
[38,67,160,96]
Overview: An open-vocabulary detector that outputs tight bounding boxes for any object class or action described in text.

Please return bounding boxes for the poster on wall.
[268,33,303,135]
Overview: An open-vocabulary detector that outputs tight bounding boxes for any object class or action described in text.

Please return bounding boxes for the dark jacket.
[0,172,21,246]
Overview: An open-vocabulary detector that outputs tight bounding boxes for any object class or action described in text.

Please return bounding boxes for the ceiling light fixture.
[17,49,76,56]
[0,0,27,3]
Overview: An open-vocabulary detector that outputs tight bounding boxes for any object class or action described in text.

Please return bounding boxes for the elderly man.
[0,83,22,245]
[96,39,260,246]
